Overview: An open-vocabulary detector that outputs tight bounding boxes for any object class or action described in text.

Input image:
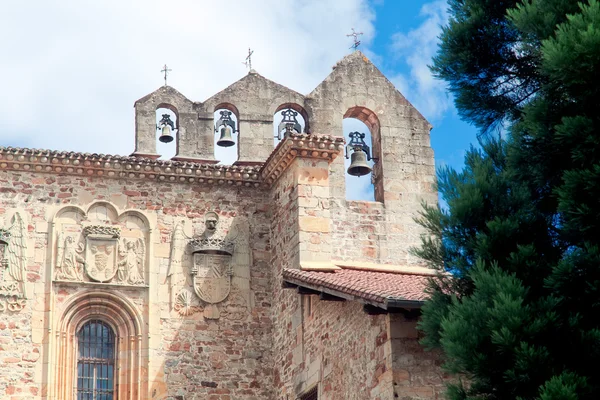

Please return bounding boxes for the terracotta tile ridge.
[260,133,344,187]
[333,260,438,276]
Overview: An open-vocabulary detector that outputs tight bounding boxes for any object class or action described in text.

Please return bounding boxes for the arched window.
[76,320,116,399]
[52,291,142,400]
[273,104,308,147]
[214,103,239,165]
[156,104,178,160]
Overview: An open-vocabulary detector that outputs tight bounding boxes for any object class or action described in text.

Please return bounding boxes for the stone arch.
[132,85,195,160]
[52,290,143,400]
[343,106,384,202]
[86,201,119,222]
[274,103,309,133]
[118,209,152,231]
[156,102,180,129]
[214,102,240,119]
[52,205,86,223]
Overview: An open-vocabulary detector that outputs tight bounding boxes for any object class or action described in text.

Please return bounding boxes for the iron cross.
[347,28,363,51]
[161,64,172,86]
[243,48,254,71]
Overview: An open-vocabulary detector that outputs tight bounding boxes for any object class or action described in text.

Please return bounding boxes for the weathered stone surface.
[0,51,446,399]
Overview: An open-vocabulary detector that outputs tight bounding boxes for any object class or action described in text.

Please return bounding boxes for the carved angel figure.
[119,238,145,285]
[1,212,28,299]
[56,233,85,281]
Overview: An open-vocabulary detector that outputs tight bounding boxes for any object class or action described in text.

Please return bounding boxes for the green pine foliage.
[415,1,600,398]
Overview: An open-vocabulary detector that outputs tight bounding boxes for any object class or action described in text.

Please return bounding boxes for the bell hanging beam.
[276,108,302,140]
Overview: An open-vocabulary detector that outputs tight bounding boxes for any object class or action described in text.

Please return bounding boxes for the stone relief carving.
[174,289,202,316]
[55,233,85,281]
[176,211,251,320]
[84,225,121,283]
[167,221,187,310]
[0,212,28,312]
[117,238,145,285]
[52,203,150,287]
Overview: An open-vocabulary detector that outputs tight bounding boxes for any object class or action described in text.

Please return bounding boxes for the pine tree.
[415,1,600,398]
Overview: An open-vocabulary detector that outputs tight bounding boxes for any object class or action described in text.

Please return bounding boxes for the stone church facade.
[0,52,446,399]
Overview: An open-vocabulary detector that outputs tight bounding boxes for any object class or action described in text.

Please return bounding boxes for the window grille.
[299,385,318,400]
[76,320,115,400]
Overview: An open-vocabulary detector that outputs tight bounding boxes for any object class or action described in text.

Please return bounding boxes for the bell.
[159,125,173,143]
[216,126,235,147]
[347,149,372,177]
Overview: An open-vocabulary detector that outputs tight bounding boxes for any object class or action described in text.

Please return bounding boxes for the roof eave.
[282,276,424,313]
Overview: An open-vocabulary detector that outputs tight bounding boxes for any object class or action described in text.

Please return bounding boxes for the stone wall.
[273,292,395,400]
[0,167,273,399]
[390,314,447,399]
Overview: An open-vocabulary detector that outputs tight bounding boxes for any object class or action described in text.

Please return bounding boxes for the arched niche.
[214,103,240,165]
[50,202,153,286]
[343,107,383,202]
[273,103,309,147]
[51,290,144,400]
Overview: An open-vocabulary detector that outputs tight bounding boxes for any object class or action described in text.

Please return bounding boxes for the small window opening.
[156,106,178,159]
[343,118,375,201]
[76,320,115,400]
[273,106,306,147]
[299,385,319,400]
[214,107,239,165]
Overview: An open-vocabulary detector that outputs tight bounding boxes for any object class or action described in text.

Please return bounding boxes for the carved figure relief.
[55,233,85,281]
[118,238,145,285]
[0,212,28,312]
[52,202,150,287]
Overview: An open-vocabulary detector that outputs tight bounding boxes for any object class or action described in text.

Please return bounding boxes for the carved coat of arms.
[83,225,120,283]
[190,239,234,319]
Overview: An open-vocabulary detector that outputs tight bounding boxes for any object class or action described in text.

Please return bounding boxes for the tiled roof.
[282,268,431,308]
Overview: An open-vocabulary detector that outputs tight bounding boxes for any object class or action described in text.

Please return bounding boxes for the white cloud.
[390,0,450,122]
[0,0,375,158]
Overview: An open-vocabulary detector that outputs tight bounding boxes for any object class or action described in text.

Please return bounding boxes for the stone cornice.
[260,133,344,186]
[0,134,344,188]
[0,147,261,187]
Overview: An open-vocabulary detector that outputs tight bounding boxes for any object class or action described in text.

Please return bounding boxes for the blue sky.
[371,0,478,173]
[0,0,478,200]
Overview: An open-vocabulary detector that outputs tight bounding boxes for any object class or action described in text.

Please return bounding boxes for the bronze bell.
[347,149,372,177]
[216,126,235,147]
[159,125,174,143]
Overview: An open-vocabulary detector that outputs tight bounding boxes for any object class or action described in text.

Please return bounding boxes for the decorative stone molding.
[0,228,10,245]
[189,237,234,256]
[260,133,344,186]
[0,146,261,187]
[0,133,343,189]
[83,225,121,239]
[0,211,28,308]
